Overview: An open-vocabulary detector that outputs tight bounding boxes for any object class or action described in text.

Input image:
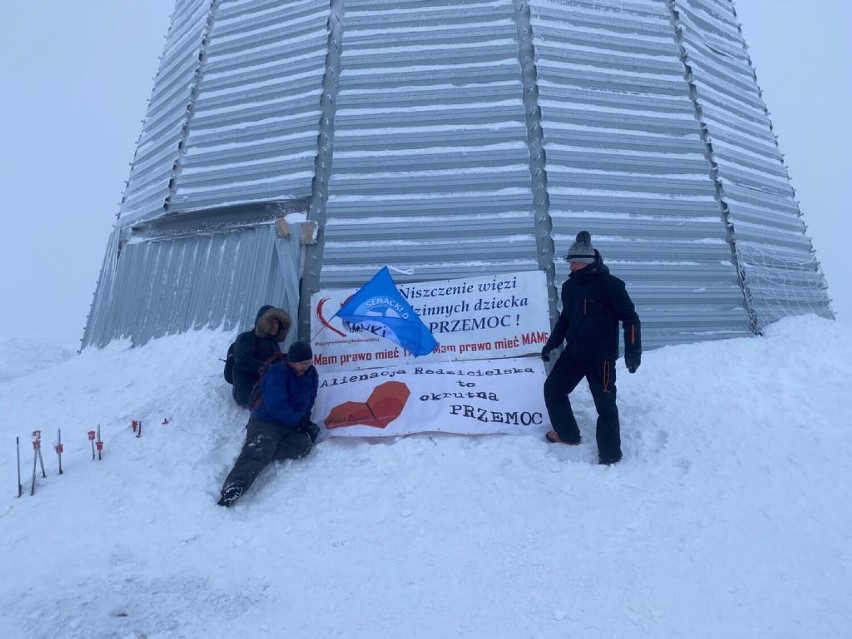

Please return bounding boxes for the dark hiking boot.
[545,431,581,445]
[598,454,623,466]
[217,484,243,507]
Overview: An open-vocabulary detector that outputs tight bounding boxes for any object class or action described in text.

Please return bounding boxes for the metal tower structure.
[83,0,833,349]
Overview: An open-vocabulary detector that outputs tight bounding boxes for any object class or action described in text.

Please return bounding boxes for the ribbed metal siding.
[82,228,122,348]
[672,0,832,328]
[86,0,834,351]
[529,0,750,347]
[82,225,302,347]
[170,0,331,212]
[321,0,538,289]
[118,0,213,224]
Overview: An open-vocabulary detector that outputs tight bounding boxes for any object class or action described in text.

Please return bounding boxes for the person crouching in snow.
[231,305,292,407]
[218,340,320,507]
[540,231,641,465]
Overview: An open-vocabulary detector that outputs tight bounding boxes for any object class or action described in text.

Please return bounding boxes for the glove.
[298,416,321,442]
[541,346,552,362]
[625,352,641,374]
[304,422,321,443]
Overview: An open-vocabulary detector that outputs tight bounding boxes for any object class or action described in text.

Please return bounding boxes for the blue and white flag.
[332,267,438,357]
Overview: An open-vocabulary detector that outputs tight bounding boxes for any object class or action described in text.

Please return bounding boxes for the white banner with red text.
[310,270,551,372]
[312,357,548,437]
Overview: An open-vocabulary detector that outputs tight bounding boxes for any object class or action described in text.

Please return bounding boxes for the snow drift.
[0,315,850,638]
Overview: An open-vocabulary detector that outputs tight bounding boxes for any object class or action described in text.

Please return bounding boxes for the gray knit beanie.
[564,231,596,264]
[287,340,313,363]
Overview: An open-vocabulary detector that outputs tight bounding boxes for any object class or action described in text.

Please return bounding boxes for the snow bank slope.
[0,316,850,639]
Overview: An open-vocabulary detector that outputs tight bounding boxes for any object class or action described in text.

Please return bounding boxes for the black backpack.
[223,341,236,384]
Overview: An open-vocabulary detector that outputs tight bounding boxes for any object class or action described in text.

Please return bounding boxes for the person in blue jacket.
[218,340,320,507]
[541,231,641,465]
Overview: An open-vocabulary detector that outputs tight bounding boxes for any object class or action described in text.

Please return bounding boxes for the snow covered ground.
[0,315,850,638]
[0,338,77,384]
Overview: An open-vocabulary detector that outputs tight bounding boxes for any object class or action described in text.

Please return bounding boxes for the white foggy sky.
[0,1,849,344]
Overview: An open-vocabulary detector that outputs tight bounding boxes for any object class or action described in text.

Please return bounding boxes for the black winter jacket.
[544,251,641,361]
[232,305,292,406]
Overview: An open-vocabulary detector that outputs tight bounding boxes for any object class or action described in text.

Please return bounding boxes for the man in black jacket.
[231,305,291,407]
[541,231,641,465]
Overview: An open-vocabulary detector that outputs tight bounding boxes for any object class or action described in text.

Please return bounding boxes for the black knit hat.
[287,340,313,363]
[565,231,595,264]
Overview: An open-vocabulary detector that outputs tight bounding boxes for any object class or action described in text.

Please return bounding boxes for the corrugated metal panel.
[529,0,751,348]
[672,0,832,328]
[82,224,302,347]
[82,228,122,348]
[321,0,539,289]
[86,0,834,351]
[169,0,330,212]
[118,0,213,224]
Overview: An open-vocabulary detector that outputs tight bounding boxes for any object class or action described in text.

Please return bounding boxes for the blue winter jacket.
[250,359,319,428]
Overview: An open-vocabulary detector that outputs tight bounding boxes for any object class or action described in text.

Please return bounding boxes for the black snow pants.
[543,353,622,463]
[221,419,312,495]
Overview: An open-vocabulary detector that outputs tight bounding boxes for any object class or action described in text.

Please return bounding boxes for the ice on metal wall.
[529,0,751,346]
[670,0,832,329]
[83,228,123,348]
[84,224,303,347]
[86,0,833,349]
[169,0,331,212]
[117,0,213,224]
[319,0,541,289]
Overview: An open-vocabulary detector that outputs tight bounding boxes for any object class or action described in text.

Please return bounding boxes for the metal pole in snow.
[54,429,64,475]
[96,425,103,461]
[16,437,22,498]
[88,430,96,460]
[30,431,41,496]
[35,431,46,480]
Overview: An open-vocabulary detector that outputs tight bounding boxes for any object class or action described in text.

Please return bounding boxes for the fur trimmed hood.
[254,305,291,342]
